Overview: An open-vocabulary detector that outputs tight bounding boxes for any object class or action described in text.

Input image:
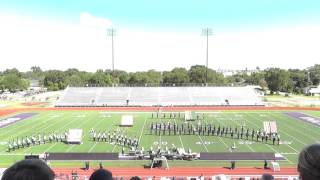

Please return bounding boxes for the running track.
[53,167,298,177]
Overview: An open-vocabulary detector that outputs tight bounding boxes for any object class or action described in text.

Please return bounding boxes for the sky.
[0,0,320,72]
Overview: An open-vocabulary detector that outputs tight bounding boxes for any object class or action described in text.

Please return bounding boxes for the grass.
[0,110,319,168]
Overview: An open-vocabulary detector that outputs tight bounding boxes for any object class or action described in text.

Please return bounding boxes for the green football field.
[0,110,319,168]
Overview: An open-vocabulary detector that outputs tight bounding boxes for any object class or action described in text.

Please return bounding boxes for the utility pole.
[107,28,116,71]
[201,28,213,85]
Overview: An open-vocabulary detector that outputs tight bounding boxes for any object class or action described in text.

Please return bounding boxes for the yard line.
[0,113,47,137]
[41,113,91,153]
[266,144,294,164]
[249,112,307,147]
[0,113,59,140]
[287,144,299,153]
[138,116,148,143]
[245,112,303,150]
[190,123,209,152]
[49,112,92,153]
[111,142,117,152]
[20,113,77,153]
[65,144,75,152]
[64,112,98,152]
[88,116,116,153]
[197,132,209,152]
[206,113,229,149]
[0,113,68,153]
[243,112,296,164]
[280,152,298,155]
[268,113,317,144]
[174,118,185,149]
[217,136,229,149]
[220,112,254,152]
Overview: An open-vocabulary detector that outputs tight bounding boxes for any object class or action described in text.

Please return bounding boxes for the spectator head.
[130,176,142,180]
[1,159,54,180]
[89,169,112,180]
[298,144,320,180]
[261,173,274,180]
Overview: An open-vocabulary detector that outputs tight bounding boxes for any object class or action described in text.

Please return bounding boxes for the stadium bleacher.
[56,86,264,107]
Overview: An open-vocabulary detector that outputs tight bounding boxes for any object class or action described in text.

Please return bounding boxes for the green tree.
[0,76,5,92]
[207,69,225,84]
[3,68,22,77]
[43,70,67,90]
[188,65,225,85]
[265,68,291,93]
[2,74,28,92]
[308,64,320,86]
[247,72,265,85]
[89,69,112,86]
[188,65,207,83]
[109,70,129,84]
[128,72,149,85]
[288,69,308,94]
[146,70,162,84]
[163,67,189,84]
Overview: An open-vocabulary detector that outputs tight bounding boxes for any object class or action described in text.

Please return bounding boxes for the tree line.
[0,64,319,94]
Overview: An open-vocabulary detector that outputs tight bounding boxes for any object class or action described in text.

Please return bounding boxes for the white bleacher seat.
[56,86,263,107]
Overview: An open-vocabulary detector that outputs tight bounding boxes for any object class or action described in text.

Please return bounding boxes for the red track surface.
[53,167,298,177]
[0,109,17,116]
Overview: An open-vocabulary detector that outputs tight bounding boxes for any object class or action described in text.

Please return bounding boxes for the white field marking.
[111,144,117,152]
[0,113,58,140]
[220,112,254,152]
[268,113,317,144]
[243,112,296,164]
[0,114,59,152]
[250,112,307,146]
[156,118,164,149]
[190,123,209,152]
[98,112,155,114]
[66,113,101,152]
[88,116,117,153]
[287,144,299,153]
[0,113,43,133]
[280,152,298,155]
[267,144,294,164]
[254,111,320,137]
[65,112,99,152]
[247,112,298,152]
[19,113,75,153]
[159,126,162,149]
[0,153,33,156]
[112,120,129,153]
[138,116,147,143]
[174,118,185,150]
[6,113,68,153]
[243,112,302,150]
[207,118,229,149]
[40,113,92,153]
[65,144,75,152]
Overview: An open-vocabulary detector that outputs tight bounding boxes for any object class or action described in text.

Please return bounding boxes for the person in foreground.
[298,143,320,180]
[89,169,113,180]
[1,159,55,180]
[261,173,274,180]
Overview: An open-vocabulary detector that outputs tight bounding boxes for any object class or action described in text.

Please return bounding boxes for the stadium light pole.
[107,28,116,72]
[201,28,213,85]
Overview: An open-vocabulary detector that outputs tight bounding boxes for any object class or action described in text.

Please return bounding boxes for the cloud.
[0,12,319,72]
[80,12,112,29]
